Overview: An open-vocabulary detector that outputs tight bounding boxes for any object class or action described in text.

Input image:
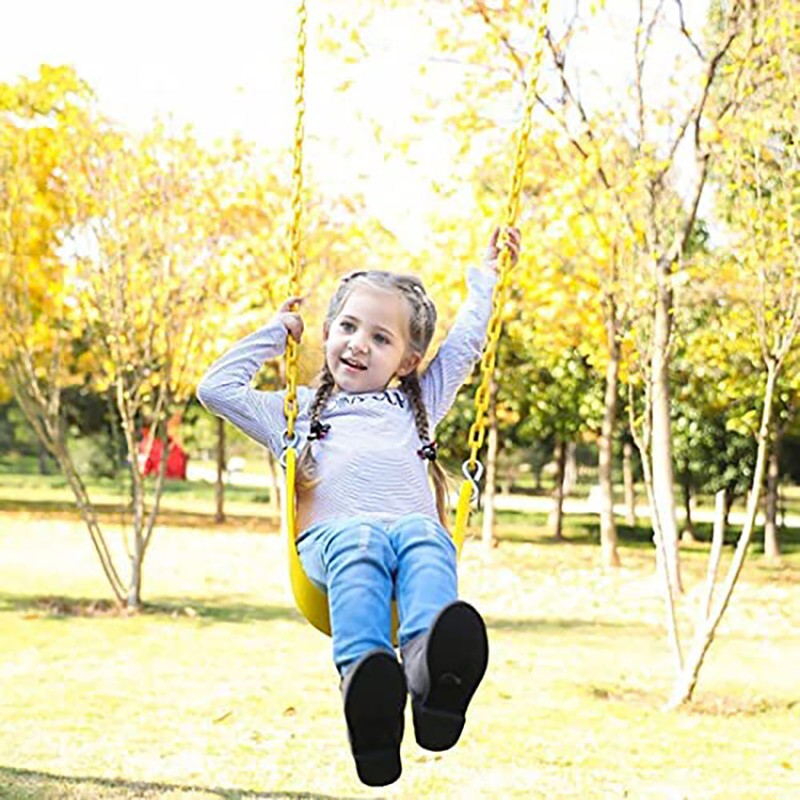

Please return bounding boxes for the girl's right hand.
[484,226,521,274]
[277,297,305,342]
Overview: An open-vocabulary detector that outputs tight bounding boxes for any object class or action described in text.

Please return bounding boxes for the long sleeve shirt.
[197,266,496,535]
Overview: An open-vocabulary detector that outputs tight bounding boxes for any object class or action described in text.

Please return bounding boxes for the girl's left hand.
[483,226,522,273]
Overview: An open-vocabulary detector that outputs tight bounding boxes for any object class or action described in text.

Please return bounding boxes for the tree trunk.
[698,491,727,628]
[127,416,171,610]
[549,439,567,540]
[723,486,735,529]
[481,381,499,551]
[128,465,146,610]
[634,436,684,675]
[50,436,126,604]
[37,441,50,475]
[763,425,782,561]
[651,255,682,593]
[562,441,578,496]
[668,360,778,707]
[623,441,636,526]
[215,416,226,524]
[598,327,621,567]
[267,451,281,516]
[681,478,697,543]
[128,536,143,609]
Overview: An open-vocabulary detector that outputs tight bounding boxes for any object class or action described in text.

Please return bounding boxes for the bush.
[67,430,119,479]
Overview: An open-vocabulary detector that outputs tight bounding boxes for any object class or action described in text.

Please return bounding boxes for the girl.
[197,226,521,787]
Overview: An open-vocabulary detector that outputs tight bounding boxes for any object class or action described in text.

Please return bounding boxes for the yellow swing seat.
[283,445,476,639]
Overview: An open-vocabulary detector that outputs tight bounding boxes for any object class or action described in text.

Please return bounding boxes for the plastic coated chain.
[283,0,307,441]
[464,0,550,477]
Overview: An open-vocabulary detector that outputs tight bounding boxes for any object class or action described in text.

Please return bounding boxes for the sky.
[2,2,302,143]
[1,0,711,246]
[1,1,457,243]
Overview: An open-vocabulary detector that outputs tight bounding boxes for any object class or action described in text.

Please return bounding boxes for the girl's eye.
[374,333,390,346]
[340,321,356,333]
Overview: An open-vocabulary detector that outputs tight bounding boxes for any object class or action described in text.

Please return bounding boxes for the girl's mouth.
[341,357,367,371]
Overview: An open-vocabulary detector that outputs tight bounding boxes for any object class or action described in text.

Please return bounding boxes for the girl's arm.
[420,265,497,428]
[197,316,302,457]
[421,227,520,427]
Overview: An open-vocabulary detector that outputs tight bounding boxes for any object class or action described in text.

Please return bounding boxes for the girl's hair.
[296,271,450,528]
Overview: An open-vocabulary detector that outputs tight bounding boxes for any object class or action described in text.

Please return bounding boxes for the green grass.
[0,480,799,799]
[0,471,279,534]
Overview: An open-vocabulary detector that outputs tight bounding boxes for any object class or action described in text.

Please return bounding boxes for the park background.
[1,1,798,798]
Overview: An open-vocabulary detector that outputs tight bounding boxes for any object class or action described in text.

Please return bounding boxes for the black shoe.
[402,600,489,752]
[341,649,406,787]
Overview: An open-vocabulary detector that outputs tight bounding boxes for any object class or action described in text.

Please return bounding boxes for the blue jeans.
[296,513,458,676]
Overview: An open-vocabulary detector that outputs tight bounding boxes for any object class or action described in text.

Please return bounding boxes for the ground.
[0,492,798,799]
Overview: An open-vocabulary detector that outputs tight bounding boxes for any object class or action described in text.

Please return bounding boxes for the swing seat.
[283,446,473,640]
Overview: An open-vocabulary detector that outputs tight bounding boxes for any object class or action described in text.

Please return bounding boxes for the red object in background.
[139,429,188,480]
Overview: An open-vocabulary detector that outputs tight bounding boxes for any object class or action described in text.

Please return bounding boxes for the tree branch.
[674,0,704,61]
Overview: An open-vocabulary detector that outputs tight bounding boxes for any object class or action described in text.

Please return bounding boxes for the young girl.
[197,226,521,787]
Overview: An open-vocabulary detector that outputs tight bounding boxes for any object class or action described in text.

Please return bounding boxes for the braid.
[296,364,336,491]
[400,372,450,530]
[400,372,431,441]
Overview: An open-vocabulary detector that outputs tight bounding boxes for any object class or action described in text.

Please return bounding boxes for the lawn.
[0,486,798,799]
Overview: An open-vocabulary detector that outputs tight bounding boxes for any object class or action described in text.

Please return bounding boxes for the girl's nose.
[349,334,368,354]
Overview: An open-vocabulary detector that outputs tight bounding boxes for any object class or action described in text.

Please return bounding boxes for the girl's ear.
[322,322,330,342]
[397,351,422,377]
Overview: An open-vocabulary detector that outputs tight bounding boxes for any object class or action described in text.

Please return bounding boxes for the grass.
[0,479,799,799]
[0,471,279,533]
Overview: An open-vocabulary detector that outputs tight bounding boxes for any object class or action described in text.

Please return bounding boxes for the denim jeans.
[296,513,458,676]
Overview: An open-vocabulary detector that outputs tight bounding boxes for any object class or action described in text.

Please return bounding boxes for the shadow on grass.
[0,592,657,634]
[0,593,302,626]
[0,498,279,530]
[489,525,656,552]
[484,614,652,633]
[0,765,360,800]
[152,596,303,625]
[494,514,800,554]
[584,684,800,716]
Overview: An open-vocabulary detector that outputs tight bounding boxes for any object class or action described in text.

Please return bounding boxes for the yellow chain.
[465,0,550,474]
[282,0,548,459]
[283,0,308,442]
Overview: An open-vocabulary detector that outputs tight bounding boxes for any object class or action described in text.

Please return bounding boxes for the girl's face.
[324,284,421,394]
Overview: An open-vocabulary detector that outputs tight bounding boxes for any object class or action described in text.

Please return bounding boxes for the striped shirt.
[197,266,496,535]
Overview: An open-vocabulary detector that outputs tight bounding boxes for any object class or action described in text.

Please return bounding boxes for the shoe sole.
[343,651,406,787]
[413,600,489,751]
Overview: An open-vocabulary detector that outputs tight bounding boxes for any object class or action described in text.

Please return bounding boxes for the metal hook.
[461,459,485,510]
[279,430,300,469]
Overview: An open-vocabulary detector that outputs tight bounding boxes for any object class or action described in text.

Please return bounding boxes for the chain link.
[283,0,308,440]
[465,0,550,473]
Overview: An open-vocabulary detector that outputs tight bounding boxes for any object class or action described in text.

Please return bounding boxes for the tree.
[413,1,716,573]
[762,374,799,560]
[664,0,799,705]
[670,282,762,537]
[518,348,604,539]
[0,67,126,591]
[0,67,290,608]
